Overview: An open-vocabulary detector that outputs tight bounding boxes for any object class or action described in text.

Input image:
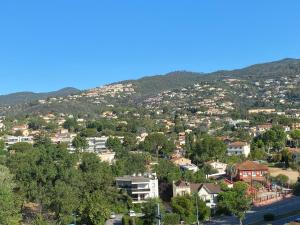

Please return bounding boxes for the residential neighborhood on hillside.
[1,68,300,224]
[2,1,300,225]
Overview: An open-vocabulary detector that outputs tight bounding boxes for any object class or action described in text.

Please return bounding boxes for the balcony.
[131,188,150,193]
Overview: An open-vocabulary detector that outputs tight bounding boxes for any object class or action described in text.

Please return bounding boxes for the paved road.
[205,196,300,225]
[268,214,300,225]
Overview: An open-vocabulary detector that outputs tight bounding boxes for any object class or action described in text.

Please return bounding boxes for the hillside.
[121,71,205,97]
[1,58,300,116]
[0,87,81,105]
[207,58,300,80]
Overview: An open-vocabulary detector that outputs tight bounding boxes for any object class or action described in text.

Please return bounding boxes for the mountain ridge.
[1,58,300,107]
[0,87,81,105]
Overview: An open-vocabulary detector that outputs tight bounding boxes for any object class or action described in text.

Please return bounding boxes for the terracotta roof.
[257,124,272,129]
[190,183,202,192]
[235,161,268,171]
[228,141,249,148]
[190,183,221,194]
[200,183,221,194]
[174,180,190,187]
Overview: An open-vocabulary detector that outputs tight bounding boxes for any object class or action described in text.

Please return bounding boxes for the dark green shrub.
[163,213,180,225]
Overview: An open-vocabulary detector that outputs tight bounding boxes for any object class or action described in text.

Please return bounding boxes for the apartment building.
[227,141,251,157]
[116,173,159,203]
[4,135,34,147]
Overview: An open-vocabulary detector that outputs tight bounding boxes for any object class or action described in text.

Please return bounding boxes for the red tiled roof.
[235,161,268,171]
[174,180,190,187]
[229,141,249,148]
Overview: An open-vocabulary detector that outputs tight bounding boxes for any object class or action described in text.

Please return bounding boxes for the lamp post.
[156,203,162,225]
[196,195,200,225]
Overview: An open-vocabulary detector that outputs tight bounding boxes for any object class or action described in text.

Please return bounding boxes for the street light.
[196,195,200,225]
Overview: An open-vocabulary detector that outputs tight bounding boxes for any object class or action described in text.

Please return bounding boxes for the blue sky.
[0,0,299,94]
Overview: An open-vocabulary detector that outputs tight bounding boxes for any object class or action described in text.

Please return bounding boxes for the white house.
[172,181,221,209]
[180,164,199,173]
[116,173,159,204]
[196,183,221,209]
[227,141,250,157]
[4,135,34,147]
[97,150,115,165]
[207,161,228,177]
[86,136,108,153]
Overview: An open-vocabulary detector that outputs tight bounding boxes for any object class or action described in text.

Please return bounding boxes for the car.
[128,210,136,217]
[110,212,116,219]
[294,217,300,222]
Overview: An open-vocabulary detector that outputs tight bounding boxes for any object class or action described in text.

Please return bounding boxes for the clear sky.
[0,0,300,94]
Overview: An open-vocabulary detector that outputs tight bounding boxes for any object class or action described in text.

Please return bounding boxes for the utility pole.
[196,195,200,225]
[157,203,161,225]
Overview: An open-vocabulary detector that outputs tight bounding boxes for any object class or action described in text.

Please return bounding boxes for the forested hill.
[120,71,206,97]
[207,58,300,80]
[1,58,300,115]
[0,87,81,105]
[120,58,300,97]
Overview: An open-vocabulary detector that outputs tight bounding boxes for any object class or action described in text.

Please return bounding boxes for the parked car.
[293,217,300,222]
[128,210,136,217]
[110,212,116,219]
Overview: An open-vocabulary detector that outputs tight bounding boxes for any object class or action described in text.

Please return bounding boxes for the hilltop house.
[227,142,251,157]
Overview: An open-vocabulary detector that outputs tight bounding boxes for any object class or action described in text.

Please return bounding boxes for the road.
[205,196,300,225]
[267,214,300,225]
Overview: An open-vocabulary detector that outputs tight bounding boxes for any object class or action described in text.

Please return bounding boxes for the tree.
[28,117,46,130]
[274,174,289,186]
[80,128,98,137]
[106,137,122,151]
[171,195,210,224]
[192,135,227,163]
[32,214,48,225]
[154,159,181,183]
[63,118,79,132]
[72,135,88,151]
[0,139,6,156]
[261,126,287,152]
[280,149,292,168]
[112,152,149,176]
[8,142,33,153]
[218,182,252,225]
[142,198,163,225]
[290,129,300,147]
[0,165,21,225]
[123,134,136,150]
[140,133,175,158]
[51,181,79,224]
